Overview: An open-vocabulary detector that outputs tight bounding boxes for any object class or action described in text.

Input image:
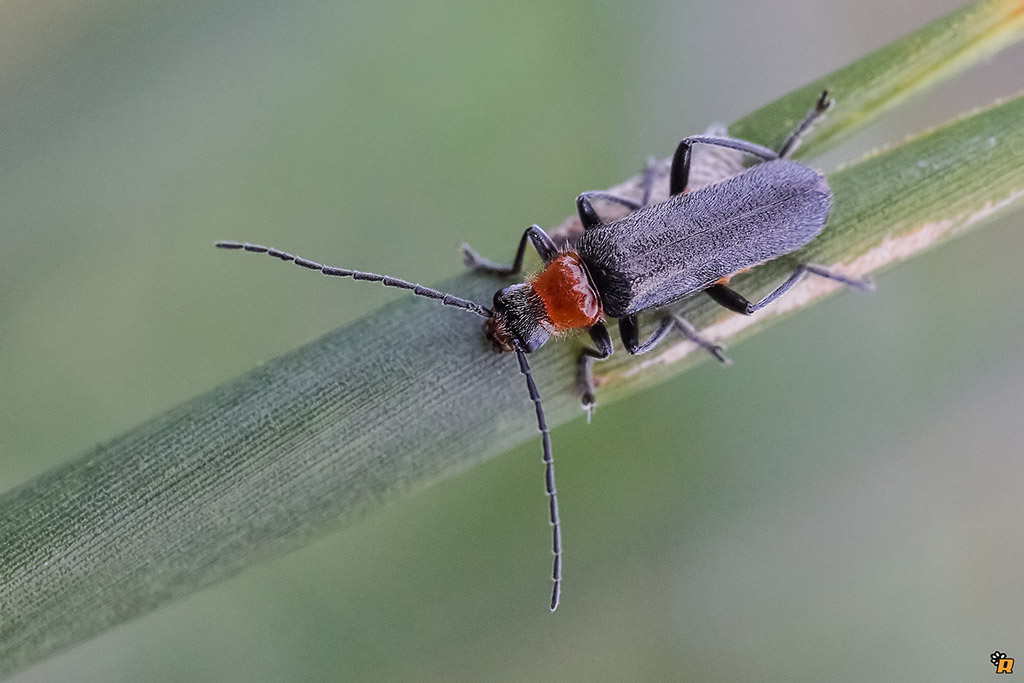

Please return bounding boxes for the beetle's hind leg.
[706,263,875,315]
[668,89,833,195]
[618,313,730,364]
[462,224,558,275]
[669,136,779,196]
[777,89,834,159]
[577,323,614,421]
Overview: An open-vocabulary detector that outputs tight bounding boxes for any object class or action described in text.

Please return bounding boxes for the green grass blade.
[730,0,1024,153]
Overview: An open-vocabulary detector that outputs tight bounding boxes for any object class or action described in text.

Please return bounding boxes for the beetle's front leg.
[462,224,558,275]
[577,323,613,422]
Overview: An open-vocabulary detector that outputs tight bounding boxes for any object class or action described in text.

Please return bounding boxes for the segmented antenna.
[215,241,491,318]
[218,240,562,610]
[514,344,561,611]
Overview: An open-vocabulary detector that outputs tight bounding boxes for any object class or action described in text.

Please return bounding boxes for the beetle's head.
[486,283,551,353]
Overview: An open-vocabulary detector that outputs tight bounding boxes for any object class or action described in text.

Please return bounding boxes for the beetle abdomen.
[578,160,831,318]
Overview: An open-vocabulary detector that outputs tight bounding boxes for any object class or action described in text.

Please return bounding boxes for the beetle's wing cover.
[579,161,831,317]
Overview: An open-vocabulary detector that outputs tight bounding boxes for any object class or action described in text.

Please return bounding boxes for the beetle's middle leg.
[706,263,875,315]
[576,158,660,230]
[462,224,558,275]
[577,322,614,420]
[576,192,642,230]
[618,313,730,364]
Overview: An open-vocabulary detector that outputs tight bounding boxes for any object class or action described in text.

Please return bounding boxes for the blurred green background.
[2,0,1022,681]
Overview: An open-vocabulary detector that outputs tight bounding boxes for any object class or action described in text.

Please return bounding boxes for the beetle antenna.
[215,241,491,319]
[513,343,561,611]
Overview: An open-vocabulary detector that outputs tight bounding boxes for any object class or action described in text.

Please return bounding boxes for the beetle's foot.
[461,243,515,275]
[669,314,732,365]
[687,333,731,365]
[816,89,835,113]
[460,243,486,268]
[581,392,596,424]
[848,274,876,292]
[708,341,732,365]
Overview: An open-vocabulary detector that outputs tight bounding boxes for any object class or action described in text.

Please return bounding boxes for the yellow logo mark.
[992,651,1014,674]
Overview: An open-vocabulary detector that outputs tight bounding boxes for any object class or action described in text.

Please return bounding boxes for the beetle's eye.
[492,289,509,314]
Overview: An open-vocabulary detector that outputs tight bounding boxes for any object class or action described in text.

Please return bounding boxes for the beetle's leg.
[706,263,875,315]
[668,314,732,364]
[670,136,779,195]
[577,323,614,421]
[777,89,833,159]
[619,314,673,354]
[619,313,729,363]
[639,156,659,206]
[576,192,642,230]
[462,224,558,275]
[580,192,643,212]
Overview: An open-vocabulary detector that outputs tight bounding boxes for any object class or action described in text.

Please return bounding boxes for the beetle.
[216,90,872,611]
